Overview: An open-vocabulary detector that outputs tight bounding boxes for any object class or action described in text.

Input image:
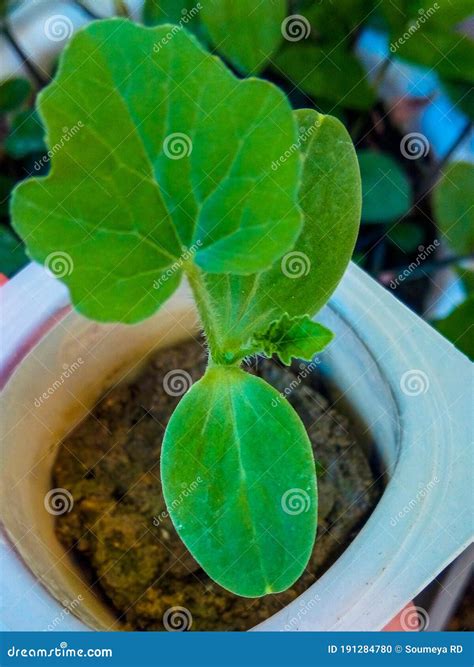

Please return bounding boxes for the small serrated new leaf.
[253,313,333,365]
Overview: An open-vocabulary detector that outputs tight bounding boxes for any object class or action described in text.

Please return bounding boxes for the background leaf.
[161,365,317,597]
[441,79,474,121]
[396,28,474,84]
[4,109,46,158]
[358,149,411,224]
[388,0,473,32]
[433,161,474,255]
[274,44,376,111]
[304,0,375,46]
[200,0,286,75]
[0,175,15,216]
[387,221,424,252]
[432,296,474,360]
[0,225,28,276]
[143,0,198,24]
[142,0,206,41]
[12,19,303,323]
[0,77,31,113]
[458,266,474,294]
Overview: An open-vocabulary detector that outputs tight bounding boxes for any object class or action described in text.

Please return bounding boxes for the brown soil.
[53,339,382,631]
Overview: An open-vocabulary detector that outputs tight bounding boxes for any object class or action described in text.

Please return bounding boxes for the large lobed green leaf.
[11,19,302,323]
[206,109,361,356]
[161,365,317,597]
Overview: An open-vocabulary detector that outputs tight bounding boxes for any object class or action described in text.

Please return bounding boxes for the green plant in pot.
[11,20,361,597]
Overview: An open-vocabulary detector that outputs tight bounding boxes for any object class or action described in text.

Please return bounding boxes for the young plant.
[12,20,361,597]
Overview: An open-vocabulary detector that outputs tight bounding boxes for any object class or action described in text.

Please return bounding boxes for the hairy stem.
[185,263,223,364]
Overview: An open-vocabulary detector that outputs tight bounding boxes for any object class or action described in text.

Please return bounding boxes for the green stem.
[185,263,261,367]
[185,263,223,364]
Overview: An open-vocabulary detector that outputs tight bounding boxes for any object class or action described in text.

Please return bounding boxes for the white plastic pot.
[1,262,472,632]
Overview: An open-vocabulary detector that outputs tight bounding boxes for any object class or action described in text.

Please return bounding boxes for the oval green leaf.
[161,365,317,597]
[206,109,361,353]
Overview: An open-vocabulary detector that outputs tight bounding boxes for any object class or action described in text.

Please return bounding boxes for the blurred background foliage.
[0,0,472,357]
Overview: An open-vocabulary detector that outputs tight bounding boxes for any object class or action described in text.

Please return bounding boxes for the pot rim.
[0,262,472,631]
